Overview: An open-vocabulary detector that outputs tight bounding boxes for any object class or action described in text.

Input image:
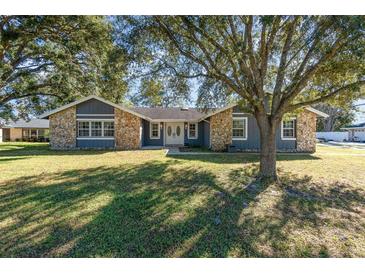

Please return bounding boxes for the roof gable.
[39,95,150,120]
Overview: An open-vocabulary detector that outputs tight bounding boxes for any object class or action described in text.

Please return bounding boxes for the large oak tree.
[123,15,365,179]
[0,16,128,120]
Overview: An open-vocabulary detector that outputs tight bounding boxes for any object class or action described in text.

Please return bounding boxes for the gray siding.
[276,129,296,150]
[203,119,210,148]
[184,121,204,147]
[77,115,114,119]
[76,139,114,148]
[76,98,114,115]
[231,112,296,151]
[142,119,164,146]
[75,99,115,148]
[231,113,261,150]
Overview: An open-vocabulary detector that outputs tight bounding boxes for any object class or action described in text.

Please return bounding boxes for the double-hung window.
[103,121,114,137]
[232,117,248,140]
[188,123,198,139]
[150,122,160,139]
[77,121,114,138]
[281,118,296,140]
[91,121,102,137]
[78,121,90,137]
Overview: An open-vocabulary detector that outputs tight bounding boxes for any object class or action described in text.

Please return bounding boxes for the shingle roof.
[38,95,329,122]
[130,107,213,121]
[2,119,49,129]
[342,122,365,129]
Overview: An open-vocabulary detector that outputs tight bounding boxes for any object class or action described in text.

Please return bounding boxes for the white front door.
[165,122,184,146]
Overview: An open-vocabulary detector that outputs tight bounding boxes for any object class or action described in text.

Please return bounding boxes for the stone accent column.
[296,109,317,152]
[49,106,76,149]
[115,108,142,150]
[210,108,233,151]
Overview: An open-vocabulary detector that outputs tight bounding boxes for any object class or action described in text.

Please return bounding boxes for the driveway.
[319,141,365,150]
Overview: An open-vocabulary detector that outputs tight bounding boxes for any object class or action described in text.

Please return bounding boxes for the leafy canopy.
[122,16,365,119]
[0,16,128,120]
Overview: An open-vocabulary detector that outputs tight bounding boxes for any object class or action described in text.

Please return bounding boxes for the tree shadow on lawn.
[0,157,28,163]
[0,143,112,158]
[0,161,364,257]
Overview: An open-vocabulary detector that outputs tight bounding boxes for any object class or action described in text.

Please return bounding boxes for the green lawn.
[0,142,364,257]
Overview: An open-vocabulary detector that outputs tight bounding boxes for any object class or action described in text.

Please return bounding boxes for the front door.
[165,122,184,146]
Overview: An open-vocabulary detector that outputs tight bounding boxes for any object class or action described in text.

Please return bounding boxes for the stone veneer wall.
[115,108,142,150]
[296,109,317,152]
[49,106,76,149]
[210,108,233,151]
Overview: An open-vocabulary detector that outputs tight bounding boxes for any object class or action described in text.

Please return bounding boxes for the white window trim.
[150,122,160,139]
[281,117,297,140]
[90,121,103,137]
[77,120,115,139]
[188,122,198,139]
[103,121,115,137]
[232,117,248,140]
[78,121,91,138]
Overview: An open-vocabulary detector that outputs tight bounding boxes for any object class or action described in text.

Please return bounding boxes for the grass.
[0,142,364,257]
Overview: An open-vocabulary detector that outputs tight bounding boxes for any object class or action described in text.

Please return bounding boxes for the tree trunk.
[259,129,277,180]
[256,113,278,180]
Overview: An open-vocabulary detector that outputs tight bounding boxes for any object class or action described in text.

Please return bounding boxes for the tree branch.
[272,16,299,113]
[287,80,365,111]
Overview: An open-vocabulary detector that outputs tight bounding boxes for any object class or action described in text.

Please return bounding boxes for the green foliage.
[130,77,191,107]
[122,16,365,112]
[0,16,128,120]
[114,16,193,108]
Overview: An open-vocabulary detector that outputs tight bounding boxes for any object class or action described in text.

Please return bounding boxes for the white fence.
[354,131,365,141]
[316,131,348,141]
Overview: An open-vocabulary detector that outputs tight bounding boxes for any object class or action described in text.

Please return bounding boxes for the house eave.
[304,107,329,118]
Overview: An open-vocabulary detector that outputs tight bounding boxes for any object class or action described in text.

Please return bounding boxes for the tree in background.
[129,77,191,107]
[0,16,128,120]
[122,16,365,179]
[114,17,193,108]
[316,102,355,131]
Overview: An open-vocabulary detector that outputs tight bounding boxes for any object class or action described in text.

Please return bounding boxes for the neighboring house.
[39,95,328,152]
[341,122,365,142]
[1,119,50,142]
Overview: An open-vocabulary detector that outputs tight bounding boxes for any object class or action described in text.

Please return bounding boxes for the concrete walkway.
[166,148,316,156]
[143,145,365,157]
[166,147,222,156]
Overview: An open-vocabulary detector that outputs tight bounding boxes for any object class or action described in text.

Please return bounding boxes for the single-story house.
[39,95,328,152]
[0,119,49,142]
[341,122,365,142]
